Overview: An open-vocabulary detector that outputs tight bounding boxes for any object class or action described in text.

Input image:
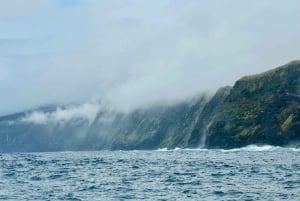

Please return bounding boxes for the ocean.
[0,145,299,200]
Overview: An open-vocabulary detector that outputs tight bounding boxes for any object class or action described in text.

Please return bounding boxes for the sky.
[0,0,300,115]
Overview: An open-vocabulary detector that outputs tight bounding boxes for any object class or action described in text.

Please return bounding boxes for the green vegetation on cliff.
[204,60,300,148]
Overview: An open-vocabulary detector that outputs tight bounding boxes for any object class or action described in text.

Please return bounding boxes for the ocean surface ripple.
[0,146,299,200]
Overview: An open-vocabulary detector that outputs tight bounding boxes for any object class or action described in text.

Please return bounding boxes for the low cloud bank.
[20,102,104,125]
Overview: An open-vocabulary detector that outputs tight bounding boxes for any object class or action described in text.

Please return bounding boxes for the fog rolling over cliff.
[0,61,299,152]
[0,94,209,152]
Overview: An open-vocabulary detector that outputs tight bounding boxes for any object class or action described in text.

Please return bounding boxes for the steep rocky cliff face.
[0,95,209,152]
[0,60,299,152]
[79,95,208,150]
[188,86,231,148]
[108,96,208,150]
[203,61,300,148]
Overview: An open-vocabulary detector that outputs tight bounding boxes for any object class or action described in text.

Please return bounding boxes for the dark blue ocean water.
[0,145,299,200]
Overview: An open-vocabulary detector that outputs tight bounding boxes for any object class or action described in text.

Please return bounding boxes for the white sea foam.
[156,147,209,152]
[156,145,295,152]
[289,147,300,152]
[156,148,168,152]
[221,145,280,152]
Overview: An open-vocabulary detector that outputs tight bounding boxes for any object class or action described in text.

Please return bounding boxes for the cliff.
[203,60,300,148]
[0,96,209,152]
[0,60,299,152]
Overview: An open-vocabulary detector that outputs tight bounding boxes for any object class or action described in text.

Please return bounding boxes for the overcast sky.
[0,0,300,115]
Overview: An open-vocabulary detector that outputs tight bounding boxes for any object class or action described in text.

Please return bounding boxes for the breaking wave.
[220,145,279,152]
[156,145,299,152]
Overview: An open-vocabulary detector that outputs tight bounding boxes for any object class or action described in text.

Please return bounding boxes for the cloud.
[0,0,55,18]
[20,102,104,125]
[0,63,8,81]
[0,0,300,115]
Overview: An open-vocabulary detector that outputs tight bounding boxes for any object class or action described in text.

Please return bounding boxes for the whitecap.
[156,147,168,151]
[221,145,279,152]
[289,147,300,152]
